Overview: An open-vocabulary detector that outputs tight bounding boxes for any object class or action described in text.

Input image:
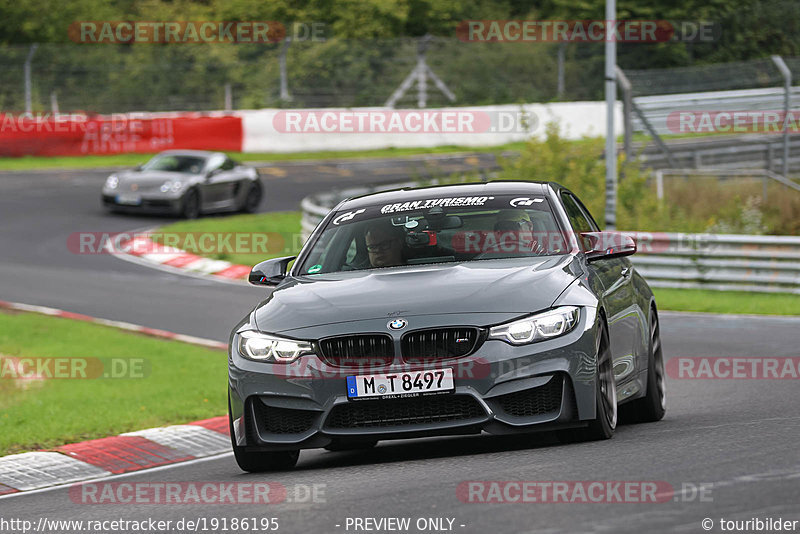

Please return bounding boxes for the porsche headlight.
[105,175,119,189]
[237,330,315,363]
[160,180,183,193]
[489,306,580,345]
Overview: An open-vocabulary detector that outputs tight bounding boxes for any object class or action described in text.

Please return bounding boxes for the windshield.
[142,154,207,174]
[297,194,569,275]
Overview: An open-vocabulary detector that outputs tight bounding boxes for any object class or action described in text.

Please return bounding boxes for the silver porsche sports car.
[101,150,262,218]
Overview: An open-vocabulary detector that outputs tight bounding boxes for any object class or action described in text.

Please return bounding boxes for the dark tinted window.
[561,192,596,233]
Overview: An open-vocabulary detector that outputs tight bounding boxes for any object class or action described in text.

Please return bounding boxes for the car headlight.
[105,175,118,189]
[488,306,580,345]
[160,180,183,193]
[237,330,315,363]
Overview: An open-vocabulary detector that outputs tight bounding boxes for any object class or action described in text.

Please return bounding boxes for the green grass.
[654,288,800,316]
[152,211,303,267]
[0,142,528,172]
[0,310,227,455]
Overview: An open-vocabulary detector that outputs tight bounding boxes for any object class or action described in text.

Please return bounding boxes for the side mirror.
[206,168,222,180]
[249,256,296,286]
[134,164,143,171]
[581,232,636,262]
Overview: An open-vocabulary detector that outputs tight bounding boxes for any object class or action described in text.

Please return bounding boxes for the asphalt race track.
[1,158,799,533]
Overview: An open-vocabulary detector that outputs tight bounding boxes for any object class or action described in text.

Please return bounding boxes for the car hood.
[254,255,582,333]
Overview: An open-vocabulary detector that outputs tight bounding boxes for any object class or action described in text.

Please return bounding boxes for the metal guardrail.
[301,184,800,294]
[631,86,800,136]
[636,133,800,173]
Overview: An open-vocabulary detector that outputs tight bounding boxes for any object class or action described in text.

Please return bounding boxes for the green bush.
[496,124,800,235]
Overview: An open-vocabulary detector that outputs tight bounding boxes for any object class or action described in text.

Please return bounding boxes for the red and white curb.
[0,301,232,495]
[0,418,230,496]
[0,300,226,351]
[112,233,252,282]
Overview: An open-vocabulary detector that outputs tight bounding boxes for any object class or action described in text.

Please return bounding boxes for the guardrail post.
[771,55,791,178]
[655,170,664,201]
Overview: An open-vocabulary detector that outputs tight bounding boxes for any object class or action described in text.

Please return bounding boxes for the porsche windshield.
[298,194,569,275]
[142,154,207,174]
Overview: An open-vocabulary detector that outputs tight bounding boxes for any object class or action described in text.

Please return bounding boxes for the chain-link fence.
[0,39,671,114]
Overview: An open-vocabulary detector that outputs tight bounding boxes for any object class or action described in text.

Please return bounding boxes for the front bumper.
[228,308,600,451]
[101,193,183,214]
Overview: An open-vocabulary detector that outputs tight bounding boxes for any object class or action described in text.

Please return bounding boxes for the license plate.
[116,194,141,205]
[346,368,454,400]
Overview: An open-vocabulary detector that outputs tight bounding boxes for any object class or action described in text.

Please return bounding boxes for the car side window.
[205,154,225,172]
[221,157,235,171]
[561,192,597,250]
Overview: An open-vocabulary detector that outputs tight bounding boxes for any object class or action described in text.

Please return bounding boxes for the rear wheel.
[620,308,666,423]
[557,318,616,443]
[242,181,263,213]
[228,399,299,472]
[181,189,200,219]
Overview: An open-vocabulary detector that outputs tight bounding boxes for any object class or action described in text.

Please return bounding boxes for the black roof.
[340,181,552,209]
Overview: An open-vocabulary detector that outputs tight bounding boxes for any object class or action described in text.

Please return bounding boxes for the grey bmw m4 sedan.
[228,181,666,471]
[101,150,262,218]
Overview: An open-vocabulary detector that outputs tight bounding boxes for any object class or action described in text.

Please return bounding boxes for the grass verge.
[0,310,226,456]
[653,288,800,316]
[0,142,528,172]
[152,211,302,267]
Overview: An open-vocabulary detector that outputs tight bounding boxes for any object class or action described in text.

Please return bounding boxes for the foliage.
[496,124,800,235]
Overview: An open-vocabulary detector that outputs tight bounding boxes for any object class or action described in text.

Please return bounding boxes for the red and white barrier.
[0,112,243,157]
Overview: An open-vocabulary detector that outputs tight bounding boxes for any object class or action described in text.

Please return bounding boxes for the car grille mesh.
[325,395,485,429]
[402,327,481,362]
[254,402,318,434]
[495,377,563,418]
[319,334,394,367]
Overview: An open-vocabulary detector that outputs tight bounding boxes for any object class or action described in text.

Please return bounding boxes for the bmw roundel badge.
[388,318,407,330]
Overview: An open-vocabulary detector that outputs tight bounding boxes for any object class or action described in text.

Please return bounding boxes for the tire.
[242,181,263,213]
[619,308,666,423]
[228,398,299,472]
[181,189,201,219]
[557,318,617,443]
[324,440,378,452]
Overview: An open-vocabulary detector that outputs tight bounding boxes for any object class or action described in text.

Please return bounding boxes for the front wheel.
[620,308,666,423]
[557,318,616,443]
[181,189,201,219]
[228,400,299,472]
